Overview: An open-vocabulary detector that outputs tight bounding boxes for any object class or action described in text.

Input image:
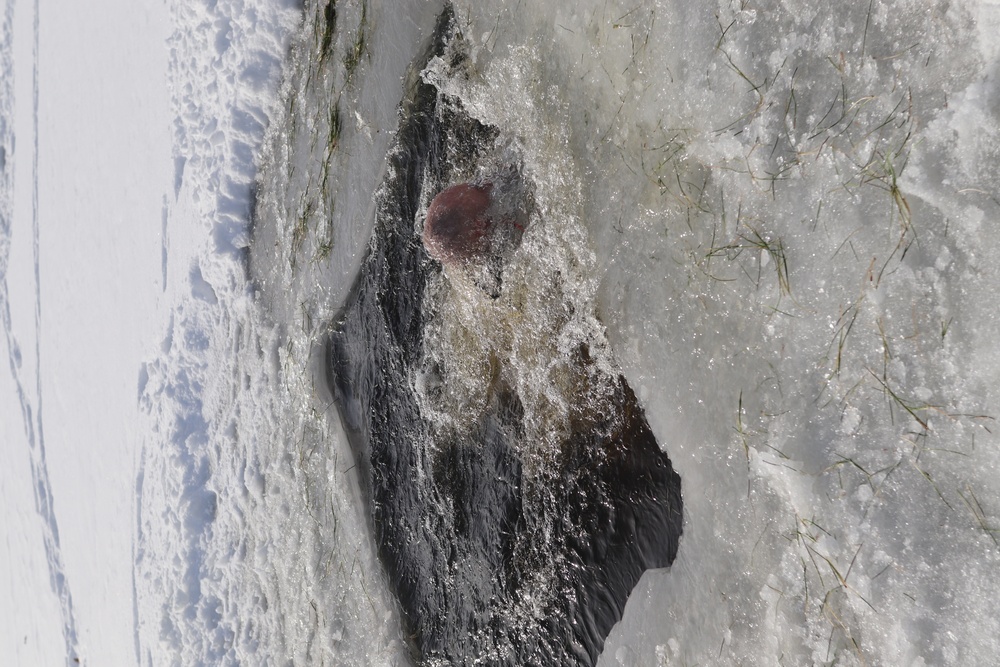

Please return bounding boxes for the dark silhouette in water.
[326,7,682,665]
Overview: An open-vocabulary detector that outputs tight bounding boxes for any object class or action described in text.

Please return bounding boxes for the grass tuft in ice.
[959,485,1000,549]
[343,0,368,79]
[320,0,338,62]
[278,0,374,271]
[706,218,791,298]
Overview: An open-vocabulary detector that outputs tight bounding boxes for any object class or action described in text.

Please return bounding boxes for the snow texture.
[0,0,81,662]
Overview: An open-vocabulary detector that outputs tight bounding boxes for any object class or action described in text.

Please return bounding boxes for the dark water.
[326,7,682,665]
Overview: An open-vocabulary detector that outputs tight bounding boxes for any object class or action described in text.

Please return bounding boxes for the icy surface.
[4,0,1000,664]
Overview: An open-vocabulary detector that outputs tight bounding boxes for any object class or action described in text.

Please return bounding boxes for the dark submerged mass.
[326,7,682,665]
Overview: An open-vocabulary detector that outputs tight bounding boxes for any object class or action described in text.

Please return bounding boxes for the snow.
[3,0,1000,665]
[1,0,180,662]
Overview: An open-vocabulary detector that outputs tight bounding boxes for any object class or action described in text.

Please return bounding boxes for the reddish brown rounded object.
[422,183,496,264]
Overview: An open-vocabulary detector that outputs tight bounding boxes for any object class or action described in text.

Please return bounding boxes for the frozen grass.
[283,0,369,270]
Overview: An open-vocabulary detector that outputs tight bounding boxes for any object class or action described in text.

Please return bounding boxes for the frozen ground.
[4,0,1000,665]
